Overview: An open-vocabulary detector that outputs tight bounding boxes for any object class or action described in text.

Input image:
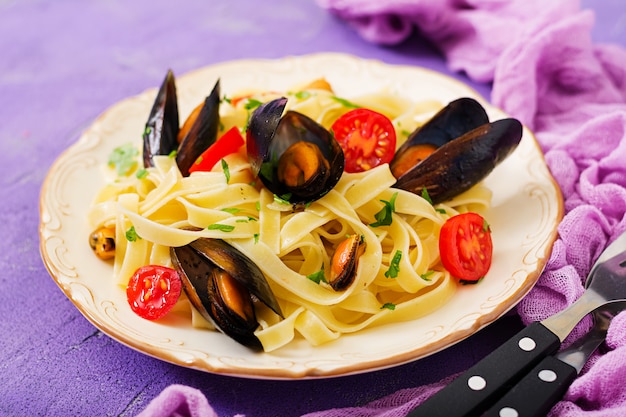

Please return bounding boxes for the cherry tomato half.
[126,265,182,320]
[439,212,493,282]
[188,126,245,173]
[331,108,396,173]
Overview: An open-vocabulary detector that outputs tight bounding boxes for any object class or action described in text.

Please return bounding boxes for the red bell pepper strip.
[188,126,245,173]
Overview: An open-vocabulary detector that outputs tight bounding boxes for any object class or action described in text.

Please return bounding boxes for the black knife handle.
[406,322,561,417]
[482,356,577,417]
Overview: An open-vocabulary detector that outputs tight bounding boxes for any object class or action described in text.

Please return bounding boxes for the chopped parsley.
[421,187,433,205]
[385,250,402,278]
[331,96,360,109]
[294,91,311,100]
[307,269,327,284]
[221,159,231,183]
[125,226,141,242]
[460,277,485,285]
[221,207,241,214]
[370,192,398,227]
[235,217,257,223]
[135,168,149,179]
[207,223,235,232]
[420,270,435,281]
[253,233,260,244]
[380,302,396,311]
[274,193,292,205]
[108,143,138,176]
[244,98,263,110]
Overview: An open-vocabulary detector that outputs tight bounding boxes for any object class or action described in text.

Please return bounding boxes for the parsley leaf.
[207,224,235,232]
[274,194,292,205]
[108,143,138,176]
[460,277,485,285]
[420,270,435,281]
[221,159,231,183]
[306,269,327,284]
[135,168,149,179]
[370,192,398,227]
[221,207,241,214]
[380,302,396,311]
[244,98,263,110]
[385,250,402,278]
[421,187,433,205]
[125,226,141,242]
[294,91,311,100]
[331,96,360,109]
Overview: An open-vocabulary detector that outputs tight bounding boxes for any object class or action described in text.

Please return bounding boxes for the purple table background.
[1,1,624,416]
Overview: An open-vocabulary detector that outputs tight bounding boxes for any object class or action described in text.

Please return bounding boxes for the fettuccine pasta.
[88,80,492,351]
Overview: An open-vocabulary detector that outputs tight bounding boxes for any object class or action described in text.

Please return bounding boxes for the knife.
[481,306,617,417]
[406,231,626,417]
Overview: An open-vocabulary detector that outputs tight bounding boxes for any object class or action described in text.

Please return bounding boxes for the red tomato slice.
[126,265,182,320]
[439,212,493,282]
[331,108,397,173]
[188,126,245,173]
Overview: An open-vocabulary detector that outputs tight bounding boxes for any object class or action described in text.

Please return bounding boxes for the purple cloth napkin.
[138,0,626,415]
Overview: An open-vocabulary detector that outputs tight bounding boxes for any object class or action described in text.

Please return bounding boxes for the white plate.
[39,53,563,379]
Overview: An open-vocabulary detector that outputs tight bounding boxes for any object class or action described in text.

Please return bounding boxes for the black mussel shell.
[170,238,282,349]
[247,97,288,177]
[176,79,221,177]
[393,118,523,204]
[142,70,180,168]
[247,98,345,205]
[390,98,489,178]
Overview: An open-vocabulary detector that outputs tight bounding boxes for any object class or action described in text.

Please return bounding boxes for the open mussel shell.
[142,69,180,168]
[175,79,221,176]
[247,98,345,205]
[329,234,366,291]
[393,118,523,204]
[390,97,489,178]
[170,238,282,350]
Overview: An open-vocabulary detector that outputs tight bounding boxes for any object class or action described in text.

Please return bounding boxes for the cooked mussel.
[170,238,282,350]
[390,97,489,179]
[329,234,366,291]
[393,118,523,204]
[89,226,116,260]
[246,98,345,205]
[142,70,180,168]
[141,71,221,176]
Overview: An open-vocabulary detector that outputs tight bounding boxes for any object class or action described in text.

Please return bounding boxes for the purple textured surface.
[0,0,623,416]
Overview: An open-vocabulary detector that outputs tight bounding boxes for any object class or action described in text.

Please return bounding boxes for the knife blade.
[406,232,626,417]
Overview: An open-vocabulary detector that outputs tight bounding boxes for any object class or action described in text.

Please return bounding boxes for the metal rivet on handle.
[467,375,486,391]
[538,369,558,382]
[499,407,519,417]
[518,337,536,351]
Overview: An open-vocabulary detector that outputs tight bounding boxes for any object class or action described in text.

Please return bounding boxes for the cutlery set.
[408,231,626,417]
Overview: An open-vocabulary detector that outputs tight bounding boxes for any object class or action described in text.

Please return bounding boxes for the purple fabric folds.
[137,0,626,416]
